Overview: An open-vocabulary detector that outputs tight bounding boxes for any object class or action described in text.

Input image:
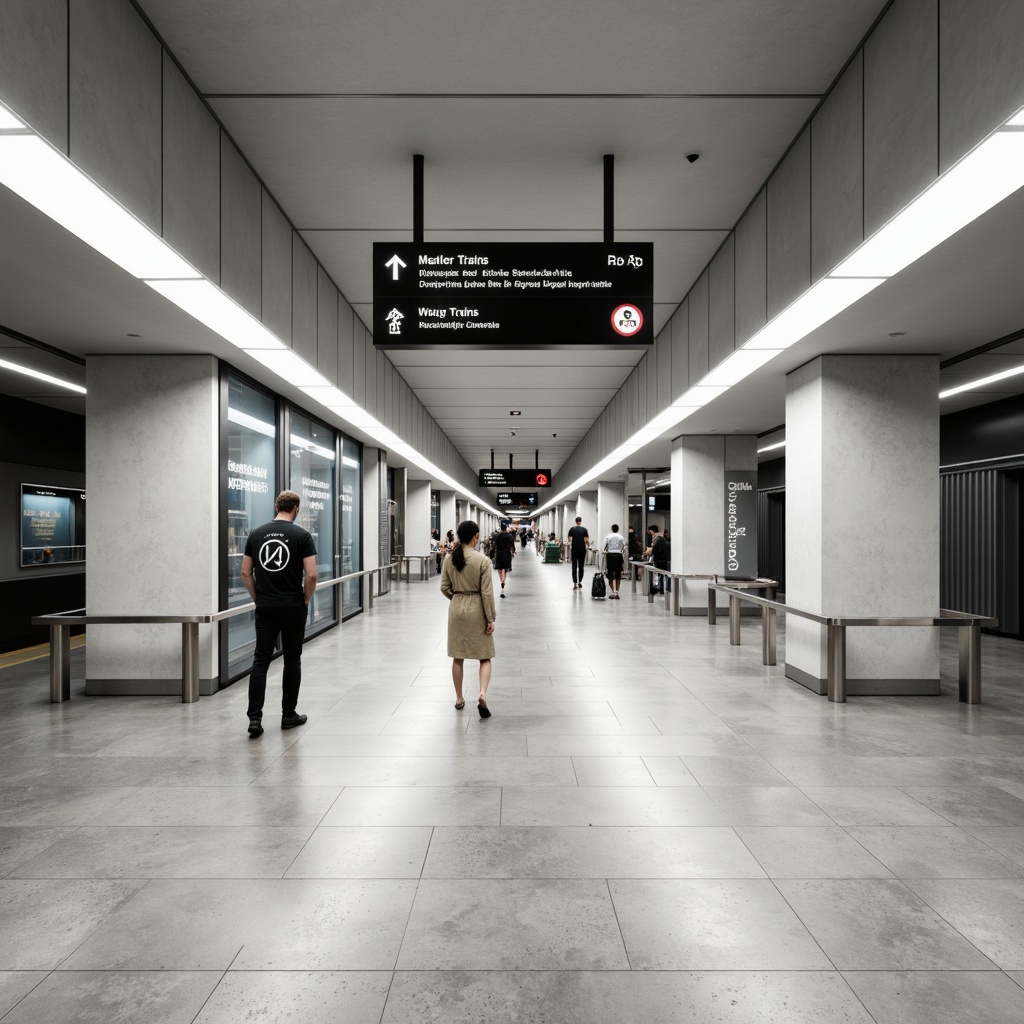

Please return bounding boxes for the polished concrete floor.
[2,551,1024,1023]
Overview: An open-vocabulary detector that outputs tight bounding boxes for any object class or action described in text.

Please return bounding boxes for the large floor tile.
[734,826,892,878]
[9,826,313,879]
[422,825,765,879]
[0,971,219,1024]
[383,970,876,1024]
[0,787,140,827]
[0,973,46,1017]
[801,787,950,826]
[397,879,628,969]
[775,878,996,970]
[768,757,978,788]
[900,787,1024,826]
[0,826,77,876]
[62,878,417,970]
[526,734,755,757]
[500,786,719,826]
[845,826,1024,878]
[0,879,145,970]
[193,971,392,1024]
[280,733,527,756]
[905,877,1024,969]
[681,756,794,787]
[285,826,432,877]
[90,786,339,827]
[609,879,831,970]
[965,826,1024,867]
[321,786,501,826]
[842,970,1024,1024]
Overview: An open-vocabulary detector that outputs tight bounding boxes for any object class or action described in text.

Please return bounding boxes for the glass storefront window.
[341,438,362,616]
[225,375,277,679]
[289,411,337,635]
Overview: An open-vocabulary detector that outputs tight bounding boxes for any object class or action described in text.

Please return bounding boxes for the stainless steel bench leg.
[959,623,981,704]
[50,624,71,702]
[763,606,777,666]
[729,595,741,646]
[181,622,200,703]
[708,587,717,625]
[827,623,847,702]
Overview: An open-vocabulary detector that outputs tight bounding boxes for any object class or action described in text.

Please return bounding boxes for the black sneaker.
[500,592,506,598]
[281,713,308,730]
[248,717,263,738]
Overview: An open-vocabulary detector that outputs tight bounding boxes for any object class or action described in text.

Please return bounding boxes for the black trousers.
[247,604,308,719]
[570,550,587,584]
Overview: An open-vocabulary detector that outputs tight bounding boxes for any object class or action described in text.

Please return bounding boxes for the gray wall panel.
[376,349,386,420]
[657,328,671,410]
[162,55,220,282]
[351,318,365,405]
[626,370,639,435]
[766,129,811,319]
[0,0,67,150]
[339,297,355,395]
[735,191,767,345]
[220,137,261,320]
[261,192,292,343]
[670,299,690,398]
[709,236,736,370]
[864,0,938,235]
[811,53,864,280]
[688,270,710,382]
[291,234,317,363]
[940,0,1024,169]
[637,355,648,425]
[69,0,162,231]
[317,268,339,383]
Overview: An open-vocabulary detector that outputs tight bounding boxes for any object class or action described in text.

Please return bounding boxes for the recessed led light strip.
[0,357,86,394]
[0,99,499,515]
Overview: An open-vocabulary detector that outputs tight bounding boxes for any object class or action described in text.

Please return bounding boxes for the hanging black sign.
[724,471,758,580]
[480,468,552,488]
[373,243,653,349]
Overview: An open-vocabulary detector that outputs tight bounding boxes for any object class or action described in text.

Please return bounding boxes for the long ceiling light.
[939,363,1024,399]
[146,280,285,351]
[0,356,86,394]
[0,132,199,280]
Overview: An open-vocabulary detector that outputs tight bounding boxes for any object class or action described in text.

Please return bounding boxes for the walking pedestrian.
[440,520,496,718]
[567,516,590,590]
[602,523,626,598]
[493,520,515,597]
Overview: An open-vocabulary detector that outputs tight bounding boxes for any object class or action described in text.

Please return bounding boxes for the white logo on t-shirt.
[259,538,290,572]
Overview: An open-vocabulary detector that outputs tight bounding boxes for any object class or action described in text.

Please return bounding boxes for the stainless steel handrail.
[627,561,774,618]
[32,562,399,705]
[708,582,998,705]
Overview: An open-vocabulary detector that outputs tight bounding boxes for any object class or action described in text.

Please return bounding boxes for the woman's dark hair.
[451,520,479,571]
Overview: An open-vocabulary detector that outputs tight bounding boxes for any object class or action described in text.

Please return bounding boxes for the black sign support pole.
[604,154,614,244]
[413,154,424,244]
[509,453,513,469]
[535,449,539,469]
[490,449,495,470]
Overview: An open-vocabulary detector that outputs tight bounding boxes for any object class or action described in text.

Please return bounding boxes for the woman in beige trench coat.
[440,520,496,718]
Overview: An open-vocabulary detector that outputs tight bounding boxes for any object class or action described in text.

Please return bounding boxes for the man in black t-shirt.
[241,490,318,737]
[567,516,590,589]
[493,522,515,597]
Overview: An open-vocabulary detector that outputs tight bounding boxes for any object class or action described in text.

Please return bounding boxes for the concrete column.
[437,490,457,541]
[671,435,757,614]
[577,491,597,537]
[597,480,625,558]
[391,466,407,559]
[785,355,940,695]
[86,355,218,695]
[406,479,432,555]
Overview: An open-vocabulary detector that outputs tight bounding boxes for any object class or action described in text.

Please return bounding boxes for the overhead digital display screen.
[373,243,653,349]
[480,468,552,488]
[496,492,538,507]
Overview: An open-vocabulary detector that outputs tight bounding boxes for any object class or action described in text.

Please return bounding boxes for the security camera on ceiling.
[685,152,701,164]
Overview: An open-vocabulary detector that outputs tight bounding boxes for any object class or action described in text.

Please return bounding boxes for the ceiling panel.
[141,1,885,94]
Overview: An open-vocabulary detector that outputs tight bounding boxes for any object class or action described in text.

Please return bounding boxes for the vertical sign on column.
[724,471,758,579]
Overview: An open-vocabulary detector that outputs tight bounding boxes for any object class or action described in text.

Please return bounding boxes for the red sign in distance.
[535,472,549,487]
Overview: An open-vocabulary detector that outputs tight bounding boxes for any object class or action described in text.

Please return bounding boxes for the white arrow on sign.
[385,254,407,280]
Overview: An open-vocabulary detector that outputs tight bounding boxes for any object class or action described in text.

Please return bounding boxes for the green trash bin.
[544,543,561,564]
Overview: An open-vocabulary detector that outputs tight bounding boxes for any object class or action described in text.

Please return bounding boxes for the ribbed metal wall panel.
[757,487,786,593]
[940,468,1018,633]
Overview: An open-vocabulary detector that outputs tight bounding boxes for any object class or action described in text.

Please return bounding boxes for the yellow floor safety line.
[0,635,86,670]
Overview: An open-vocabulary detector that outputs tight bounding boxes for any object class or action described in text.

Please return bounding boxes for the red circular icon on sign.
[535,473,549,487]
[611,304,643,336]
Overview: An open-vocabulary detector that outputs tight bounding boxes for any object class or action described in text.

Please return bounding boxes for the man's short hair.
[575,517,582,523]
[275,490,301,514]
[649,524,659,533]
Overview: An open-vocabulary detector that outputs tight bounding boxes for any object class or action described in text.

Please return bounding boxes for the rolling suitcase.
[591,571,606,599]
